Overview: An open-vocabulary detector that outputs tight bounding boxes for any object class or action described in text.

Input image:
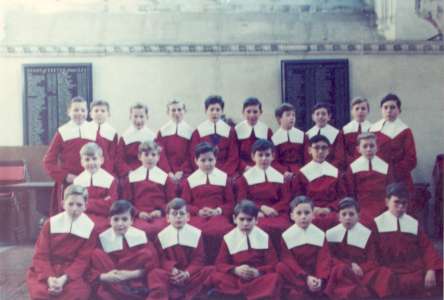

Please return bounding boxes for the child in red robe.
[190,95,239,176]
[373,183,443,298]
[325,197,393,300]
[235,97,273,173]
[181,142,234,263]
[27,184,97,300]
[276,196,331,300]
[74,142,118,232]
[148,198,214,300]
[210,199,281,300]
[88,200,157,300]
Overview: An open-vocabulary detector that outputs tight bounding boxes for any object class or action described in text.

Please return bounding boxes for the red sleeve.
[344,166,356,197]
[164,178,177,202]
[153,238,177,273]
[315,241,332,281]
[221,129,239,176]
[64,231,98,280]
[122,178,140,215]
[332,132,346,171]
[235,176,248,202]
[330,174,347,211]
[290,171,306,196]
[189,131,200,171]
[43,133,69,183]
[116,137,130,178]
[280,238,307,278]
[257,240,278,274]
[185,238,206,276]
[396,129,417,175]
[155,133,173,173]
[31,222,55,281]
[359,233,379,273]
[303,134,311,165]
[221,180,235,216]
[180,180,199,215]
[109,135,119,175]
[86,181,118,216]
[215,241,235,274]
[272,182,292,213]
[419,227,443,270]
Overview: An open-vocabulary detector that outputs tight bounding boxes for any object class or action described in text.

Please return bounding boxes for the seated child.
[277,196,331,300]
[148,198,214,300]
[74,142,118,232]
[210,200,281,300]
[27,184,96,300]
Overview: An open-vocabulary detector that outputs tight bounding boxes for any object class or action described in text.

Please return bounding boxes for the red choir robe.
[95,122,119,175]
[236,166,291,249]
[73,168,118,232]
[235,120,273,172]
[271,127,307,174]
[292,161,346,230]
[373,211,443,297]
[276,223,331,300]
[88,226,157,300]
[27,212,96,300]
[211,227,281,300]
[122,166,176,239]
[190,119,239,176]
[324,222,393,300]
[148,224,214,300]
[305,124,345,170]
[341,120,372,166]
[370,119,417,194]
[43,121,105,214]
[345,156,393,224]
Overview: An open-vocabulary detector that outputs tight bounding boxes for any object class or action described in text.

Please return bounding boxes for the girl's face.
[233,212,257,233]
[195,151,216,174]
[339,207,359,230]
[386,195,407,218]
[357,138,377,159]
[168,103,185,123]
[309,141,330,163]
[80,154,103,174]
[110,211,133,236]
[206,104,223,123]
[251,149,273,169]
[167,207,189,229]
[381,100,400,121]
[291,203,313,229]
[138,150,160,169]
[312,108,331,128]
[130,108,148,129]
[90,105,110,125]
[243,105,262,126]
[63,195,86,219]
[279,110,296,130]
[68,102,87,125]
[351,102,369,123]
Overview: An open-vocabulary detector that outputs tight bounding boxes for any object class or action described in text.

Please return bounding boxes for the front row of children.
[27,182,443,300]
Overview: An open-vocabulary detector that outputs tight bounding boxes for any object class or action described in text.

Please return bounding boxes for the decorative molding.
[0,41,443,57]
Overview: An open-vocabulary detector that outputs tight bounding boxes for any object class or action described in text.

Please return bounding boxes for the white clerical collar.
[300,160,338,182]
[197,119,230,138]
[243,165,284,185]
[326,222,371,249]
[306,124,339,144]
[282,223,325,249]
[342,120,372,135]
[350,156,388,175]
[370,118,408,139]
[187,168,227,188]
[99,226,148,253]
[58,120,97,142]
[50,211,94,239]
[158,224,201,249]
[73,168,114,189]
[374,211,418,235]
[235,120,269,140]
[224,226,269,255]
[271,127,304,146]
[159,120,193,140]
[122,126,156,145]
[128,165,168,185]
[98,122,117,141]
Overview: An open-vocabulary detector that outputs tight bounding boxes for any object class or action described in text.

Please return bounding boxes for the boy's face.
[80,154,103,174]
[351,102,369,123]
[290,203,313,229]
[386,195,407,217]
[381,100,400,121]
[90,105,110,124]
[68,102,87,125]
[339,207,359,230]
[233,212,257,233]
[206,103,223,123]
[138,150,160,169]
[168,103,185,123]
[195,151,216,174]
[130,108,148,129]
[312,108,331,128]
[63,195,86,219]
[279,110,296,129]
[167,207,189,229]
[243,105,262,126]
[110,211,133,236]
[358,138,377,159]
[309,141,329,163]
[251,149,273,169]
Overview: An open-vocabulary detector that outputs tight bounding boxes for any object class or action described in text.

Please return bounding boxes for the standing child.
[277,196,331,300]
[235,97,273,172]
[148,198,214,300]
[27,185,96,300]
[210,200,281,300]
[74,142,118,232]
[190,95,239,176]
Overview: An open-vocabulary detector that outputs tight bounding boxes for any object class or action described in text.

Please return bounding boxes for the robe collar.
[243,165,284,185]
[50,211,94,239]
[58,120,97,142]
[326,222,371,249]
[306,124,339,144]
[271,127,304,146]
[197,119,230,138]
[342,120,372,135]
[235,120,269,140]
[187,167,227,188]
[73,168,114,189]
[300,160,338,182]
[224,226,269,255]
[370,118,408,139]
[128,165,168,185]
[159,120,193,140]
[374,211,418,235]
[122,125,156,145]
[350,155,388,175]
[97,122,117,141]
[158,224,201,249]
[282,223,325,249]
[99,226,148,253]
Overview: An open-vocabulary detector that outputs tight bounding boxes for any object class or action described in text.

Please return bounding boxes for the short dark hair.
[275,103,295,119]
[68,96,87,110]
[380,93,401,109]
[338,197,360,212]
[234,199,259,217]
[138,140,162,155]
[242,97,262,112]
[204,95,224,110]
[309,134,331,146]
[290,195,314,212]
[251,139,274,154]
[386,182,409,200]
[166,198,187,213]
[130,102,149,115]
[90,99,110,111]
[109,200,136,218]
[194,142,218,159]
[311,102,332,114]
